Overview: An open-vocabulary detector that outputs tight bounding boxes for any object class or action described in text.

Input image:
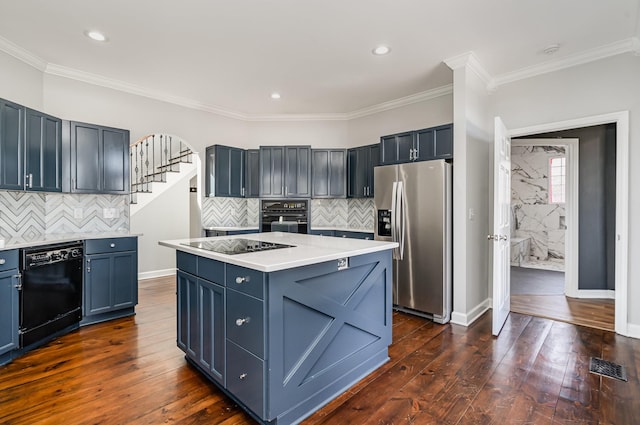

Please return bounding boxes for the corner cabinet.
[0,250,19,361]
[0,98,62,192]
[311,149,346,198]
[380,123,453,165]
[347,143,379,198]
[66,121,130,194]
[260,145,311,198]
[82,237,138,324]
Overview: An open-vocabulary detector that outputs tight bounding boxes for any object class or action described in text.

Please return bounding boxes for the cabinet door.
[0,99,25,190]
[177,270,199,359]
[380,132,413,165]
[102,127,130,193]
[214,145,245,197]
[285,146,311,198]
[245,149,260,198]
[25,109,62,192]
[84,253,112,315]
[198,278,225,384]
[0,270,19,356]
[112,251,137,309]
[312,149,346,198]
[259,146,285,198]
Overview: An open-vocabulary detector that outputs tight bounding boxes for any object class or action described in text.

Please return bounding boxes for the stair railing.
[130,134,193,204]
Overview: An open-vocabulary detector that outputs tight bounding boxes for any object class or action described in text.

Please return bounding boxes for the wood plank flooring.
[511,294,615,332]
[1,276,638,424]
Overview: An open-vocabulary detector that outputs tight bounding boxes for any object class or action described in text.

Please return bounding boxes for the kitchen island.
[160,232,397,425]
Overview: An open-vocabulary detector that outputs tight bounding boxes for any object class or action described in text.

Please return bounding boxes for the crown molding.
[0,35,47,71]
[44,63,248,120]
[493,37,640,88]
[443,52,493,91]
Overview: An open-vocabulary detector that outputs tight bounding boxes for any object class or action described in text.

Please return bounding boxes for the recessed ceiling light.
[85,30,107,42]
[372,45,391,55]
[270,92,281,100]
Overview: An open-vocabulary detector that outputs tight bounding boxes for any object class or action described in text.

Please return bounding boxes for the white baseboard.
[624,323,640,339]
[138,268,176,280]
[451,298,491,327]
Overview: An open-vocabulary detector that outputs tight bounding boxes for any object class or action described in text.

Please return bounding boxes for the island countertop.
[159,232,397,272]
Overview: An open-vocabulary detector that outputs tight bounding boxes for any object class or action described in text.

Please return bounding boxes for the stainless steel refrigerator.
[374,159,452,323]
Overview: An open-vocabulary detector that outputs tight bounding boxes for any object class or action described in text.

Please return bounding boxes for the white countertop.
[203,226,260,231]
[159,232,397,272]
[0,232,140,251]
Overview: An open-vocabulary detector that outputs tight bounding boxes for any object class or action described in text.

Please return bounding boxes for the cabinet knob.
[236,317,250,326]
[0,259,5,265]
[110,243,116,248]
[239,373,247,380]
[235,276,249,284]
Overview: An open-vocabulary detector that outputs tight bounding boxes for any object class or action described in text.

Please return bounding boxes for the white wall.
[0,52,43,109]
[131,171,192,277]
[488,53,640,328]
[246,120,349,149]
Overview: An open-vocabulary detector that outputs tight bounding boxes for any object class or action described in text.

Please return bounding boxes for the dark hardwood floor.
[1,276,638,424]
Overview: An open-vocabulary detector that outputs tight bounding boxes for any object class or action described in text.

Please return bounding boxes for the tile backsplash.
[202,197,248,227]
[0,191,129,241]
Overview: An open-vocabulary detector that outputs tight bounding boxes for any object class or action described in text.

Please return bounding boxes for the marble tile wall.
[310,199,348,227]
[511,145,566,262]
[0,191,129,242]
[201,197,248,227]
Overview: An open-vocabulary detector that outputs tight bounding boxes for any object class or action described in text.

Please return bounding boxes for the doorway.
[508,125,618,331]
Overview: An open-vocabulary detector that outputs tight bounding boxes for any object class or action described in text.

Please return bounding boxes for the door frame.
[506,111,629,336]
[511,138,579,298]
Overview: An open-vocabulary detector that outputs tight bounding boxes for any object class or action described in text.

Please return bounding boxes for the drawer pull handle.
[235,276,250,284]
[0,259,5,265]
[239,373,247,380]
[110,243,116,248]
[235,317,250,326]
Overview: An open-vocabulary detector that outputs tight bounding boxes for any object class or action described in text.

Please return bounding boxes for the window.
[549,157,566,204]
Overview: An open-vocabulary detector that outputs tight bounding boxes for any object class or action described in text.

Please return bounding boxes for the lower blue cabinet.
[0,250,19,359]
[83,238,138,320]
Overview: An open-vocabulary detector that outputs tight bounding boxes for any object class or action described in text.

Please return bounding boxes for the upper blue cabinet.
[347,143,379,198]
[66,121,130,194]
[380,123,453,165]
[312,149,347,198]
[206,145,246,198]
[0,98,62,192]
[260,145,311,198]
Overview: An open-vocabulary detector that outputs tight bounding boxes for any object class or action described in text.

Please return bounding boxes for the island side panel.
[266,250,393,423]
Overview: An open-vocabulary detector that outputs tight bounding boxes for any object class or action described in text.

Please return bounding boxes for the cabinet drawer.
[226,289,264,358]
[226,265,264,299]
[177,251,197,275]
[226,340,264,418]
[198,256,224,284]
[85,237,137,254]
[0,250,18,272]
[334,231,374,240]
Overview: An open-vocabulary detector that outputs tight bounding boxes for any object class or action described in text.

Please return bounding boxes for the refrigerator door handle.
[391,181,399,259]
[397,181,405,260]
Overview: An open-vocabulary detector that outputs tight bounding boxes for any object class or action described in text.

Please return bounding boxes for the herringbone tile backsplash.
[0,191,129,241]
[202,197,248,227]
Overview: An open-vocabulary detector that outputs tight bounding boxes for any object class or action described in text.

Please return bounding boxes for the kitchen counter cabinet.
[0,249,19,362]
[82,237,138,325]
[163,234,395,424]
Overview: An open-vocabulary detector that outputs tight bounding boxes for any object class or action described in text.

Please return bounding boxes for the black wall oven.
[261,200,309,234]
[19,241,83,348]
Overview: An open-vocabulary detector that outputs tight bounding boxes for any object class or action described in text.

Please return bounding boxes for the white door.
[492,117,511,335]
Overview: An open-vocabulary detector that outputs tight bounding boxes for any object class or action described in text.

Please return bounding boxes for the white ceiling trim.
[492,37,640,88]
[443,52,493,91]
[44,63,247,120]
[0,35,47,71]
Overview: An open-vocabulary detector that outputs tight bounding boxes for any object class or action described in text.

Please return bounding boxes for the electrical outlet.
[73,208,83,219]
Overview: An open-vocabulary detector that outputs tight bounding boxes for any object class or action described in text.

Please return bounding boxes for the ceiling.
[0,0,638,118]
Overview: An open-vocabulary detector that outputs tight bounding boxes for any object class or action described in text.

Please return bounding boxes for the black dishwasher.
[19,241,83,348]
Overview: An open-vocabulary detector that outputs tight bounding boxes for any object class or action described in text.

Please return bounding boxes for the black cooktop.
[181,238,295,255]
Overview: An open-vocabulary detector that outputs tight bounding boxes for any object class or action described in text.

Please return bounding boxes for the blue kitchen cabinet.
[0,250,19,361]
[0,98,25,191]
[311,149,347,198]
[67,121,130,194]
[347,143,379,198]
[25,108,62,192]
[380,123,453,165]
[177,252,226,384]
[260,145,311,198]
[334,230,374,240]
[206,145,246,198]
[82,237,138,324]
[245,149,260,198]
